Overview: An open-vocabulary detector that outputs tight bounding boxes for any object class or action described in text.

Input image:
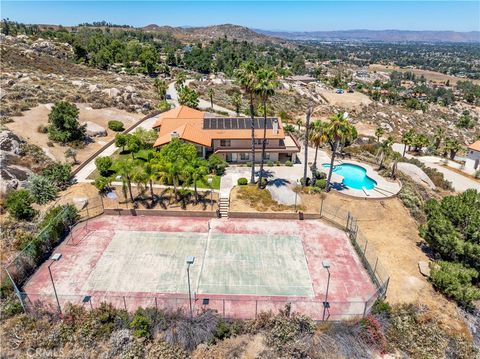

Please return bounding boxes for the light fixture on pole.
[322,260,331,321]
[48,253,62,315]
[186,256,195,319]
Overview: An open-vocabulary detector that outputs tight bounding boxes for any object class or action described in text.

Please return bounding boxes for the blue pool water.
[322,163,377,190]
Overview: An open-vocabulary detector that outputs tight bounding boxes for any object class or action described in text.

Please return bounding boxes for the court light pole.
[186,256,195,320]
[48,253,62,315]
[322,260,331,321]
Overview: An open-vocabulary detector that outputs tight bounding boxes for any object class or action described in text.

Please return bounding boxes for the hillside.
[256,29,480,43]
[143,23,288,45]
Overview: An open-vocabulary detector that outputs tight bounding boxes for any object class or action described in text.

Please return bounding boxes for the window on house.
[264,153,270,160]
[220,140,231,147]
[255,139,269,145]
[240,153,250,161]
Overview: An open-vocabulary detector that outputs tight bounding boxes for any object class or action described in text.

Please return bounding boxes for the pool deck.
[318,158,401,199]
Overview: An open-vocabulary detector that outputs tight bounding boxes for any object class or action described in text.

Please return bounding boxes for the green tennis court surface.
[84,230,314,297]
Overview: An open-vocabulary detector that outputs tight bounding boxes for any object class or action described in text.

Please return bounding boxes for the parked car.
[166,94,172,100]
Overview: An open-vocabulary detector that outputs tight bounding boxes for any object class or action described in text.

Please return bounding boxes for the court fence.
[5,196,389,321]
[3,195,104,312]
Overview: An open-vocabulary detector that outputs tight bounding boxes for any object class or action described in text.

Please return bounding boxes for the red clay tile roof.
[468,140,480,152]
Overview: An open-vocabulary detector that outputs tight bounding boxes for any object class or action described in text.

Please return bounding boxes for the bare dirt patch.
[322,192,468,334]
[318,89,372,110]
[5,103,142,165]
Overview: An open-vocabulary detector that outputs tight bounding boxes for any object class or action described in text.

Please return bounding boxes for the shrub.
[130,308,152,338]
[245,161,252,167]
[42,163,71,190]
[108,120,124,132]
[285,160,293,167]
[315,179,327,189]
[267,160,274,167]
[359,315,387,354]
[28,174,58,204]
[237,177,248,186]
[315,171,327,180]
[37,125,48,133]
[275,160,280,166]
[95,156,113,177]
[299,177,310,186]
[115,133,128,152]
[158,100,171,111]
[430,261,480,309]
[207,154,228,175]
[94,176,112,192]
[5,189,37,220]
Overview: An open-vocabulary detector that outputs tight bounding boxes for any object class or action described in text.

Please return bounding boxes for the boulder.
[83,121,107,137]
[71,80,85,87]
[418,261,431,277]
[88,84,99,92]
[102,87,121,98]
[73,197,88,211]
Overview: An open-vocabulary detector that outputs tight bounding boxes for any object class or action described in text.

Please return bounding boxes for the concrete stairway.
[218,197,230,218]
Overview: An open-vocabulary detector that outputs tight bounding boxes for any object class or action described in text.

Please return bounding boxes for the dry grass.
[232,185,303,212]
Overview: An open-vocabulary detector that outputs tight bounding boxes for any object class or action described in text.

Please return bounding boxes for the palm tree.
[143,162,158,207]
[378,136,394,170]
[115,158,135,203]
[443,138,461,160]
[309,120,326,178]
[175,71,186,90]
[296,118,303,131]
[184,159,208,203]
[207,88,214,109]
[324,113,358,192]
[164,160,183,203]
[375,127,385,143]
[154,78,168,100]
[235,61,258,184]
[303,105,312,187]
[401,129,415,157]
[231,92,242,116]
[254,67,278,188]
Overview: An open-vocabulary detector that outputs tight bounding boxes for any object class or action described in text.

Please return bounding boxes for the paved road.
[169,80,237,116]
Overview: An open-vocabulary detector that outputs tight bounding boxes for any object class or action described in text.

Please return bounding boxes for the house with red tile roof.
[466,140,480,170]
[152,106,301,163]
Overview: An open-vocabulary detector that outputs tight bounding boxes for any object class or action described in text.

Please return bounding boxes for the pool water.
[322,163,377,190]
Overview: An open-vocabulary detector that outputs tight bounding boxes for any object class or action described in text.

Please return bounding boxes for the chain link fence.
[6,196,389,321]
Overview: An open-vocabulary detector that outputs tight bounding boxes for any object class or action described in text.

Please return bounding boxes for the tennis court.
[23,215,376,319]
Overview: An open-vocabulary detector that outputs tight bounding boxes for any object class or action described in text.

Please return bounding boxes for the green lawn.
[196,175,221,190]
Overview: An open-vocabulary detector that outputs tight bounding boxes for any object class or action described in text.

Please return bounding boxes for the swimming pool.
[322,163,377,190]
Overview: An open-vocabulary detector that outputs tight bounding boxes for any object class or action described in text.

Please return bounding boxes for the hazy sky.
[2,1,479,32]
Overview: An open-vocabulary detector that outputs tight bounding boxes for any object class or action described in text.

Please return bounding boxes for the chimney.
[171,131,179,139]
[272,118,279,135]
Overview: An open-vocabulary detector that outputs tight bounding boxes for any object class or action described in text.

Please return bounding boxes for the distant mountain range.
[255,29,480,43]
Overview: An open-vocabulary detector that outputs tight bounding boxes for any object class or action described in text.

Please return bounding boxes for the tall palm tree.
[378,136,394,170]
[143,161,158,207]
[433,128,445,150]
[324,113,358,192]
[309,120,326,178]
[175,71,186,90]
[254,67,278,188]
[207,88,214,109]
[375,127,385,143]
[235,61,258,184]
[164,160,183,203]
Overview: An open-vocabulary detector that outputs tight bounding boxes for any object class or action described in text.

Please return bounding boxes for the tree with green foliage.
[183,159,208,203]
[401,129,416,157]
[231,92,242,116]
[375,127,385,143]
[95,156,113,177]
[158,99,171,111]
[115,133,128,152]
[207,88,215,109]
[254,67,278,188]
[178,86,199,108]
[138,45,158,75]
[175,71,187,90]
[126,133,142,158]
[113,158,135,202]
[154,78,168,100]
[28,174,58,204]
[235,61,259,184]
[443,138,461,160]
[309,120,326,178]
[5,189,37,220]
[430,261,480,309]
[42,163,71,190]
[207,154,228,176]
[433,128,445,150]
[324,113,358,192]
[378,136,394,170]
[47,102,86,143]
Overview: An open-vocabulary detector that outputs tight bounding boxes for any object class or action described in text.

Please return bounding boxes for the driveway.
[392,143,480,192]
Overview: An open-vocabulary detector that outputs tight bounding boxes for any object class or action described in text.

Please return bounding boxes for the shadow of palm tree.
[255,169,275,179]
[267,178,291,187]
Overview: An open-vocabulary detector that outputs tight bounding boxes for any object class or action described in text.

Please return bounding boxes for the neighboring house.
[152,106,301,163]
[285,75,317,85]
[466,140,480,170]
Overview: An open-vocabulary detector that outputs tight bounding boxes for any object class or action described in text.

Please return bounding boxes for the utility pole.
[302,103,312,187]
